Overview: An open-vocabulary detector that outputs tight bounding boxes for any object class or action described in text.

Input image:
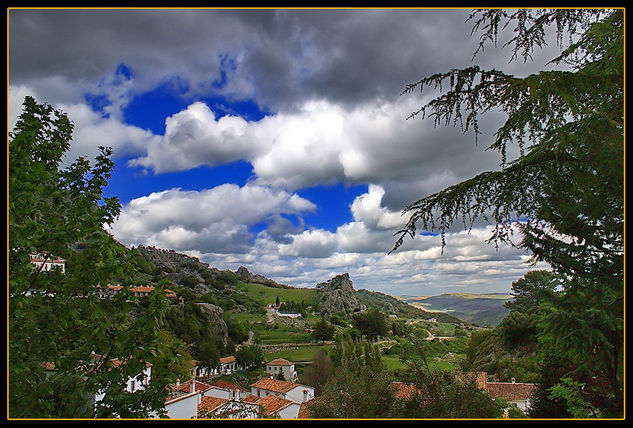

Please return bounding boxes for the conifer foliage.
[393,9,623,417]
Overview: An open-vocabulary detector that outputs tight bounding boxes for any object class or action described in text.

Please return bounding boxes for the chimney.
[191,379,196,393]
[176,378,180,386]
[511,378,516,384]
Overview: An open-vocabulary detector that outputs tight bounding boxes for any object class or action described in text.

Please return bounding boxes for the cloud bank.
[9,8,559,295]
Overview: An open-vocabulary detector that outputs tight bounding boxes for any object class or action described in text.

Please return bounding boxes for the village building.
[250,378,314,404]
[191,361,217,379]
[485,378,538,413]
[29,253,66,273]
[265,358,298,382]
[164,379,212,419]
[218,356,241,375]
[457,372,537,414]
[206,379,250,401]
[95,284,181,302]
[256,395,302,418]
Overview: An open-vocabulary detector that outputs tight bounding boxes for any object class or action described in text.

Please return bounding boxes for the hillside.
[398,293,512,327]
[125,245,471,329]
[355,289,462,324]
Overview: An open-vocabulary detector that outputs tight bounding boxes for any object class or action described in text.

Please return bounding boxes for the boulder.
[195,303,229,347]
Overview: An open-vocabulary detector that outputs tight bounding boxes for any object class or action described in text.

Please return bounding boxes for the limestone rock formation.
[235,265,291,288]
[195,303,229,347]
[316,273,365,318]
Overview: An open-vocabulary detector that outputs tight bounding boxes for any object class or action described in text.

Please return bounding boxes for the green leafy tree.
[352,308,388,342]
[392,9,623,417]
[309,341,394,418]
[226,317,250,345]
[394,340,504,418]
[235,344,264,370]
[193,340,221,374]
[313,318,336,343]
[9,97,175,418]
[301,350,334,396]
[329,313,349,328]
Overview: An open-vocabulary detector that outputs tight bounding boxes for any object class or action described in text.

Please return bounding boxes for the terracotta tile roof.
[250,378,300,394]
[41,361,57,371]
[257,395,294,416]
[298,401,312,419]
[220,356,236,364]
[198,396,229,417]
[485,382,538,401]
[212,379,248,391]
[171,379,212,394]
[242,394,262,404]
[130,286,155,293]
[267,358,293,366]
[389,381,422,400]
[456,371,488,390]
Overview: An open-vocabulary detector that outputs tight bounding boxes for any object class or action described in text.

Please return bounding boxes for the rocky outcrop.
[316,273,365,318]
[195,303,229,347]
[235,265,291,289]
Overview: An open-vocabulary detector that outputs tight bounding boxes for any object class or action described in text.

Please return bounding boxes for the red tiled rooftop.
[220,356,236,364]
[267,358,293,366]
[298,401,312,419]
[212,379,248,391]
[171,379,212,394]
[389,381,422,400]
[130,286,155,293]
[198,396,229,417]
[485,382,538,401]
[242,394,261,404]
[250,378,299,394]
[257,395,294,416]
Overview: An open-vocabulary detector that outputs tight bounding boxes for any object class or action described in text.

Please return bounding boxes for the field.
[235,281,318,307]
[263,344,333,362]
[254,328,313,344]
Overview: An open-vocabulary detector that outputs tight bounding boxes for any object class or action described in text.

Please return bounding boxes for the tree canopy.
[9,96,177,418]
[392,9,623,417]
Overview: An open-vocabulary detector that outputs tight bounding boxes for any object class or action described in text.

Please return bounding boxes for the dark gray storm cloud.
[9,8,482,111]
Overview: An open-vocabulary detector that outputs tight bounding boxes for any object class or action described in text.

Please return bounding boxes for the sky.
[8,8,560,296]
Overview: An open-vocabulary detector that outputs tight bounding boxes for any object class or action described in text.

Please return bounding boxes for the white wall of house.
[164,392,201,419]
[205,386,245,401]
[192,365,216,378]
[286,386,314,403]
[251,387,285,400]
[220,362,241,374]
[277,402,301,419]
[511,399,531,412]
[266,364,296,381]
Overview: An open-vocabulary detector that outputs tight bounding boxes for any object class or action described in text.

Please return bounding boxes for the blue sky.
[9,8,558,295]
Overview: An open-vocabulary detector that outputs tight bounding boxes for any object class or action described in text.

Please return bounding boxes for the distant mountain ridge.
[398,293,512,327]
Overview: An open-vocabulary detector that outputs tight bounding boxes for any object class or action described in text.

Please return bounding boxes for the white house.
[163,379,212,419]
[218,356,241,374]
[191,361,218,379]
[254,395,302,419]
[250,378,314,403]
[198,396,260,419]
[29,253,65,273]
[265,358,298,382]
[89,355,154,415]
[206,379,250,401]
[164,390,202,419]
[485,379,538,413]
